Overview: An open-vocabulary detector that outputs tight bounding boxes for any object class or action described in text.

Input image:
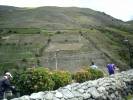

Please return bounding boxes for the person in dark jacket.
[0,72,15,99]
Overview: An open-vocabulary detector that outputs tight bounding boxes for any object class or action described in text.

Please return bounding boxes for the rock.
[70,83,79,87]
[11,98,20,100]
[87,81,97,87]
[53,97,61,100]
[78,88,85,93]
[61,89,74,99]
[30,92,45,99]
[97,86,106,93]
[64,85,72,91]
[18,96,30,100]
[110,93,116,99]
[115,91,119,95]
[102,83,111,87]
[55,91,63,98]
[83,93,91,99]
[45,92,54,100]
[92,92,101,99]
[69,98,78,100]
[77,96,83,100]
[71,91,82,97]
[87,87,100,99]
[60,98,65,100]
[102,95,107,100]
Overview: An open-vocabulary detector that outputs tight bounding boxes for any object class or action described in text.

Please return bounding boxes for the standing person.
[107,64,116,75]
[90,61,98,69]
[0,72,16,99]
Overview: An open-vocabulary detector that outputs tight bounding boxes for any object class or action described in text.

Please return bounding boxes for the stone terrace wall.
[12,69,133,100]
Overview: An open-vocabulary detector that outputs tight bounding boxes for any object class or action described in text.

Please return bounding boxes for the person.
[0,72,16,99]
[90,61,98,69]
[107,64,116,75]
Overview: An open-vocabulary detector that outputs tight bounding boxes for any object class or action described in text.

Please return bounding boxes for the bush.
[87,68,104,80]
[52,70,72,90]
[73,67,104,83]
[12,68,54,95]
[12,67,104,95]
[73,70,90,83]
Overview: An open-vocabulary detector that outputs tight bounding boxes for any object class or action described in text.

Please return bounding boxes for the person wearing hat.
[0,72,16,99]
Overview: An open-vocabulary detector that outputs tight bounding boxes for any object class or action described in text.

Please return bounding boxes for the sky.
[0,0,133,21]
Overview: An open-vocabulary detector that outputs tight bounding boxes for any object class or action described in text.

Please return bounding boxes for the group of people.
[90,61,119,75]
[0,72,16,99]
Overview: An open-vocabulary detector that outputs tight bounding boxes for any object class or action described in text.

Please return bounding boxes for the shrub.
[52,70,72,90]
[87,68,104,80]
[12,68,54,95]
[73,67,104,83]
[55,31,61,34]
[73,70,90,83]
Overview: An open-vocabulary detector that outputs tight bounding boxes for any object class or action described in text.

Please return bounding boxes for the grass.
[0,28,40,34]
[0,27,131,74]
[125,94,133,100]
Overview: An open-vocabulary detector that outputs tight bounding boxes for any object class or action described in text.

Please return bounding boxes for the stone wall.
[12,69,133,100]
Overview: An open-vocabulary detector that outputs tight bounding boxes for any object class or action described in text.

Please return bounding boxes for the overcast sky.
[0,0,133,21]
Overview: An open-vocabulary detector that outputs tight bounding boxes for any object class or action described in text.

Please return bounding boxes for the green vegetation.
[12,68,72,95]
[0,28,40,35]
[73,70,90,83]
[73,67,104,83]
[12,67,104,95]
[0,5,133,74]
[124,94,133,100]
[0,27,132,74]
[0,6,132,30]
[51,70,72,90]
[12,68,55,95]
[0,6,133,97]
[0,44,35,74]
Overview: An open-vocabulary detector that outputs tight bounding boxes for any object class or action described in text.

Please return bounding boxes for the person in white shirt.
[90,62,98,69]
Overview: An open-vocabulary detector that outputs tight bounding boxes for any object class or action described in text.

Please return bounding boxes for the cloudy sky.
[0,0,133,21]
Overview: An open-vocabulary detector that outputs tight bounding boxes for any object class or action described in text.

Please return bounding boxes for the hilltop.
[0,5,133,73]
[0,5,132,30]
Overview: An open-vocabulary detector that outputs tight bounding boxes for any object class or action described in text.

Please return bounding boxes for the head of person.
[91,61,94,65]
[5,72,13,79]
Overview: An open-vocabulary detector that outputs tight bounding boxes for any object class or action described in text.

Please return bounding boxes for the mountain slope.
[0,6,133,74]
[127,20,133,25]
[0,5,132,30]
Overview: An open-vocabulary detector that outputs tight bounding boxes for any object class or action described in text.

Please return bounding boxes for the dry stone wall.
[12,69,133,100]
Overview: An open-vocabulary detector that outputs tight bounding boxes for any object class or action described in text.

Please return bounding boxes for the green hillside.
[0,6,132,30]
[0,5,133,74]
[127,20,133,25]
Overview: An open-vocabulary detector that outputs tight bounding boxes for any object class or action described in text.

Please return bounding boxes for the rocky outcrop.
[12,69,133,100]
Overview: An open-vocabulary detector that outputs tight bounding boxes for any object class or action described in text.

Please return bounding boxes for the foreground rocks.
[12,69,133,100]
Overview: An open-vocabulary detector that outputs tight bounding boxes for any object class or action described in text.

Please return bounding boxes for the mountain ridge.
[0,5,131,30]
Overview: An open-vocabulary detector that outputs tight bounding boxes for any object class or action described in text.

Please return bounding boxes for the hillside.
[127,20,133,25]
[0,5,132,30]
[0,5,133,74]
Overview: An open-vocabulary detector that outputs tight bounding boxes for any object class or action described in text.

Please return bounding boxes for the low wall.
[12,69,133,100]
